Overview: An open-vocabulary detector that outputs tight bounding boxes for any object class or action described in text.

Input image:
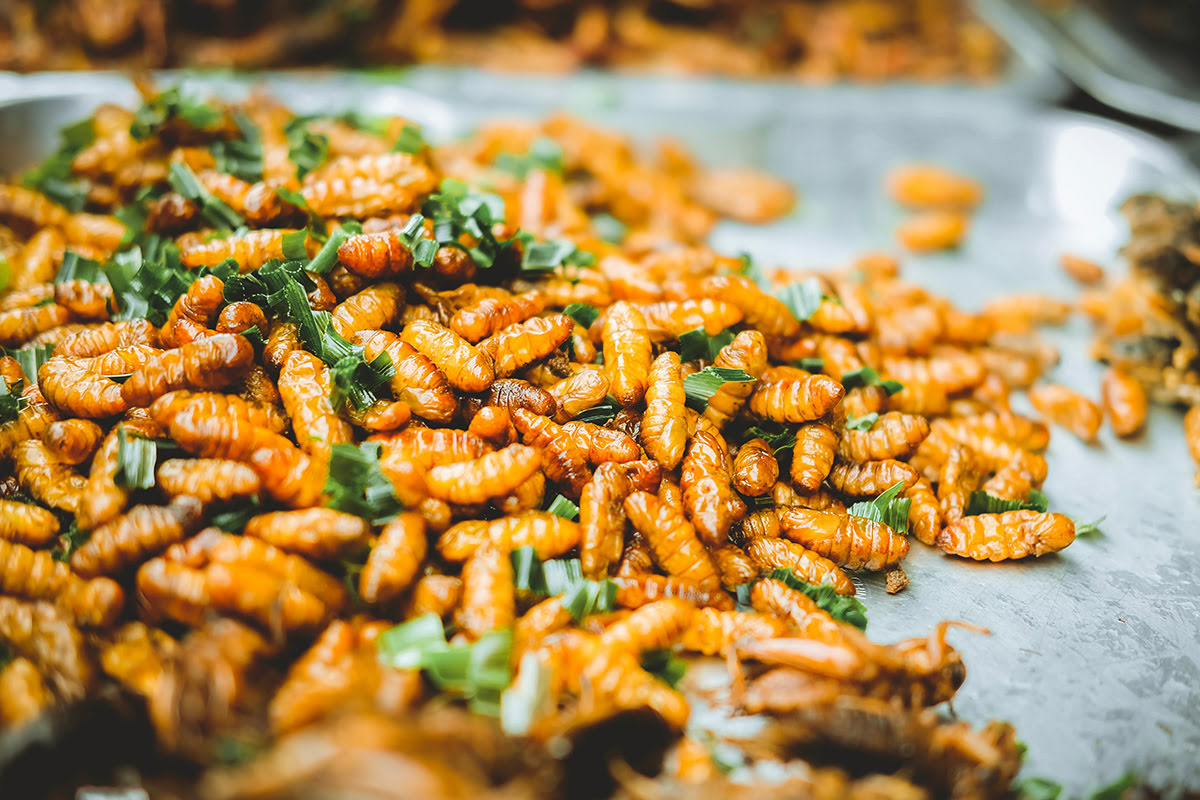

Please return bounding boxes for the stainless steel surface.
[976,0,1200,131]
[2,75,1199,789]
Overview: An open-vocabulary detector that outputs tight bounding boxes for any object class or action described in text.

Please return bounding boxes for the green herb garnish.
[130,87,223,140]
[640,649,687,688]
[494,138,564,178]
[777,277,824,321]
[284,118,330,179]
[13,344,53,385]
[167,162,243,230]
[683,367,754,412]
[392,123,426,155]
[210,111,263,182]
[846,480,911,534]
[844,412,878,432]
[563,303,599,329]
[572,395,621,425]
[965,489,1049,516]
[324,441,402,524]
[678,327,734,363]
[766,568,869,629]
[546,494,579,521]
[841,366,903,395]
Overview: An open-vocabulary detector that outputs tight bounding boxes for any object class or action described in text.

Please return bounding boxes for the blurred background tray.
[1,73,1199,791]
[976,0,1200,130]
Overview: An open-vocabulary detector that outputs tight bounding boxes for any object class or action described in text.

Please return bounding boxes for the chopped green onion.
[392,123,426,155]
[678,327,734,363]
[521,239,591,272]
[280,229,310,261]
[51,522,88,563]
[13,344,53,384]
[210,111,264,182]
[640,649,687,688]
[546,494,579,521]
[847,480,911,534]
[395,214,438,268]
[284,119,329,179]
[591,213,626,245]
[324,442,402,524]
[422,179,511,269]
[794,356,825,372]
[304,220,359,274]
[274,186,327,237]
[845,412,878,432]
[167,162,243,230]
[0,378,25,425]
[114,429,159,490]
[777,277,824,322]
[572,396,621,425]
[376,613,448,670]
[562,579,618,622]
[563,303,600,329]
[1015,778,1063,800]
[765,568,868,629]
[742,421,795,455]
[683,367,755,412]
[130,87,222,140]
[965,489,1049,516]
[500,652,551,735]
[841,366,904,396]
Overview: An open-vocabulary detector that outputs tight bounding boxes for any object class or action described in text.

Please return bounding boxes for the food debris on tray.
[0,81,1150,798]
[0,0,1006,81]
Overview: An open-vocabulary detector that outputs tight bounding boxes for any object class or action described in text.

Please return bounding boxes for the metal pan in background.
[975,0,1200,130]
[0,76,1199,791]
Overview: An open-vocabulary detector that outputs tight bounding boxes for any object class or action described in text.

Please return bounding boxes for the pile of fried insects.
[0,0,1005,82]
[0,85,1079,799]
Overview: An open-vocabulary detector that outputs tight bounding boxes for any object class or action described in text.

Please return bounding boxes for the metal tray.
[976,0,1200,130]
[1,75,1199,791]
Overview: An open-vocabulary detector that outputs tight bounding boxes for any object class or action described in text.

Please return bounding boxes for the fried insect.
[39,356,128,418]
[838,411,930,462]
[451,291,546,342]
[732,438,779,497]
[1028,383,1102,443]
[896,210,969,252]
[827,459,919,497]
[0,597,93,700]
[937,510,1075,561]
[1101,368,1147,438]
[156,458,262,504]
[744,536,856,596]
[680,430,744,546]
[0,538,124,627]
[331,282,405,339]
[888,165,983,209]
[603,301,652,407]
[71,496,205,578]
[478,314,573,378]
[600,598,694,654]
[278,350,354,457]
[400,319,495,392]
[42,418,104,464]
[905,478,943,546]
[749,577,845,644]
[357,329,459,422]
[624,490,720,593]
[579,462,632,579]
[457,543,515,640]
[122,334,255,407]
[425,444,541,505]
[0,499,60,546]
[778,507,909,571]
[681,608,790,655]
[640,352,687,469]
[13,440,87,514]
[244,508,371,560]
[0,657,53,728]
[438,512,581,561]
[705,330,768,428]
[748,372,843,423]
[359,513,427,606]
[511,408,592,496]
[791,421,839,493]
